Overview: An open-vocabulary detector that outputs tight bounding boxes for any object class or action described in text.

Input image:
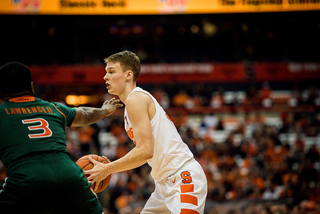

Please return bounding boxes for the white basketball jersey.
[124,87,194,182]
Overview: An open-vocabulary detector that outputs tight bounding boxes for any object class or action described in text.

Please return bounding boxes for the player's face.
[104,61,127,95]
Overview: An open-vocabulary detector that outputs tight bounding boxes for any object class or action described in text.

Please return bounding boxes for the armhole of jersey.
[131,90,158,122]
[50,103,67,125]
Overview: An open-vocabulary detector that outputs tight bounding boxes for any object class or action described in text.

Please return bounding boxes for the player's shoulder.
[127,90,152,105]
[50,101,69,108]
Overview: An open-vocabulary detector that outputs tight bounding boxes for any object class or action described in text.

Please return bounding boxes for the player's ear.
[125,70,133,80]
[30,82,35,96]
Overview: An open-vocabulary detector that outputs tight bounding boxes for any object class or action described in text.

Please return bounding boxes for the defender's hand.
[102,98,123,116]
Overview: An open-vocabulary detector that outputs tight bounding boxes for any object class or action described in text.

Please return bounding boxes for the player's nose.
[103,73,108,81]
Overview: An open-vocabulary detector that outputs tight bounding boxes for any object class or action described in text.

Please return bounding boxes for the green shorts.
[0,153,103,214]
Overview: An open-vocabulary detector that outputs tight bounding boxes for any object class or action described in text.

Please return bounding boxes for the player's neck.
[119,84,137,104]
[4,91,34,101]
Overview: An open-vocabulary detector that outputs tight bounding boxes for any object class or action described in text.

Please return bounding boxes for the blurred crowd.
[149,81,320,111]
[0,80,319,213]
[1,82,320,213]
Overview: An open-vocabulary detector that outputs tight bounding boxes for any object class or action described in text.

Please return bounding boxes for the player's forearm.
[107,146,153,174]
[73,107,109,126]
[72,98,122,127]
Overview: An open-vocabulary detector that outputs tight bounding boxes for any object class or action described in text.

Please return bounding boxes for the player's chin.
[107,89,116,95]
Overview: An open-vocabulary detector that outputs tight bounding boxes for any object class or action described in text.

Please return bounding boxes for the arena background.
[0,1,320,213]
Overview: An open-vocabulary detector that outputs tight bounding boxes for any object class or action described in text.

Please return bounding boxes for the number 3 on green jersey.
[22,118,52,138]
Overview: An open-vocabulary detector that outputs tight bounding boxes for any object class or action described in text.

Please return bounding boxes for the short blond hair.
[104,50,141,83]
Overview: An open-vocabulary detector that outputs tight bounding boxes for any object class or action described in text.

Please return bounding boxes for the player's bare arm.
[72,98,122,127]
[85,92,155,192]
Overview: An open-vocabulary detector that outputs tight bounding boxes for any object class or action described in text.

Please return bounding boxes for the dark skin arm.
[71,98,122,127]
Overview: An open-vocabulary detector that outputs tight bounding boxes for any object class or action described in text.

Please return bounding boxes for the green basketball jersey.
[0,96,76,169]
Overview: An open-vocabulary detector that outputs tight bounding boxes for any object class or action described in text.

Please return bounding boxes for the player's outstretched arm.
[72,98,123,127]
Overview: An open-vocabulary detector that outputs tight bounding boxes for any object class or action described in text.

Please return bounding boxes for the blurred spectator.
[279,111,292,134]
[210,86,225,108]
[259,81,273,108]
[192,83,209,107]
[294,134,305,153]
[172,88,193,108]
[115,190,134,214]
[288,87,303,107]
[202,113,219,130]
[305,86,319,106]
[78,125,97,155]
[244,86,260,110]
[151,87,170,108]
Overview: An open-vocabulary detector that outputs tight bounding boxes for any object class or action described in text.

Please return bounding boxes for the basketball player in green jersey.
[0,62,122,214]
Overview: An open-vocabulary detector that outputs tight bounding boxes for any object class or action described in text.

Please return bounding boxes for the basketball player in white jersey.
[86,50,207,213]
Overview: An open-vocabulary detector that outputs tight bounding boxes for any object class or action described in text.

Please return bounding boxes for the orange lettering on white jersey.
[126,127,134,140]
